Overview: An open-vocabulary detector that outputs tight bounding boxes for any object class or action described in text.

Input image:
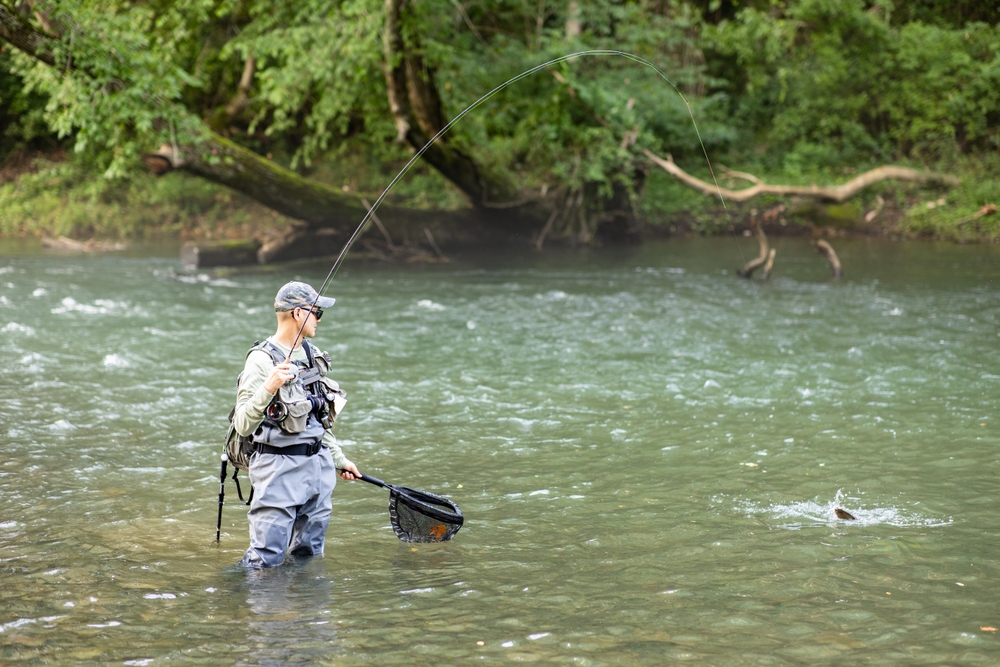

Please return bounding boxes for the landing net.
[388,487,464,543]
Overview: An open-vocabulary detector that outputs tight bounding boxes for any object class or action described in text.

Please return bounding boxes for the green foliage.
[893,154,1000,241]
[224,0,390,169]
[0,49,55,160]
[0,0,996,241]
[427,0,729,199]
[709,0,1000,168]
[6,0,210,178]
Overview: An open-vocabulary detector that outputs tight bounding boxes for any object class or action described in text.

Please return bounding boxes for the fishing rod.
[282,49,733,358]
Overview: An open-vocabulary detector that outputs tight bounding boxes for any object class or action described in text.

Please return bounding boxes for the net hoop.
[388,486,464,543]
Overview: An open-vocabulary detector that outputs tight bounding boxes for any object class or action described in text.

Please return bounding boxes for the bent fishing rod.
[283,49,731,357]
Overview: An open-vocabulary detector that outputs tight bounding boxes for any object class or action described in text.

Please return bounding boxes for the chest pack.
[221,339,347,502]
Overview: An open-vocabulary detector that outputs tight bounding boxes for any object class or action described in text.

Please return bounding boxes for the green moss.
[822,203,863,228]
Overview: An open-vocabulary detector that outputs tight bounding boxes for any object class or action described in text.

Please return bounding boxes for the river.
[1,237,998,665]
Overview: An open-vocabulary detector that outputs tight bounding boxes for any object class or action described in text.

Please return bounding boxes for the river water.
[1,237,998,665]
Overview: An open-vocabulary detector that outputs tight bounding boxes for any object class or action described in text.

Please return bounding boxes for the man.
[231,280,361,568]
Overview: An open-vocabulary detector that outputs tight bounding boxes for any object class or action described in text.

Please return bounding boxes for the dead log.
[737,214,772,278]
[814,239,842,280]
[180,239,260,268]
[641,149,959,203]
[41,236,126,253]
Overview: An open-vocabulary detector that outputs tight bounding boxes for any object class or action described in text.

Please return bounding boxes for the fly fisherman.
[232,281,361,568]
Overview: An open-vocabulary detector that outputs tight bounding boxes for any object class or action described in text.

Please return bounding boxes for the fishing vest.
[225,339,347,471]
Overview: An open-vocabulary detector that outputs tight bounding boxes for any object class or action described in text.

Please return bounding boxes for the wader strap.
[256,442,323,457]
[300,341,325,396]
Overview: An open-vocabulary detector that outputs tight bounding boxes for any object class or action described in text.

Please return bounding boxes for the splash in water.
[728,489,953,529]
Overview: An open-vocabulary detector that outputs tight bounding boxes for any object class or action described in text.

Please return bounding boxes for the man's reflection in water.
[239,556,342,666]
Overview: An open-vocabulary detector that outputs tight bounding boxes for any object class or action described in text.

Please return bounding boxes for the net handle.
[344,470,388,489]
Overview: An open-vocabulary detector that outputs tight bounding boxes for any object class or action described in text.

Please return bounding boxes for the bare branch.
[423,227,445,259]
[535,206,560,251]
[361,197,396,250]
[224,56,255,119]
[641,149,959,203]
[762,247,776,280]
[814,240,842,280]
[737,214,770,278]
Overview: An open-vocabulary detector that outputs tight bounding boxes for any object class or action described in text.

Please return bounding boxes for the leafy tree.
[708,0,1000,171]
[0,0,996,246]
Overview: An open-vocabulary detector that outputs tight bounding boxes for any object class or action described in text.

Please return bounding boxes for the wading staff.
[216,453,228,542]
[279,49,724,358]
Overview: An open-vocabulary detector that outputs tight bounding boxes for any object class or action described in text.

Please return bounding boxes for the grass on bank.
[0,158,292,241]
[1,151,997,243]
[0,149,470,242]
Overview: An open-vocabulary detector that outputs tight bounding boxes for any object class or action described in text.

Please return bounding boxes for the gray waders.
[236,340,339,569]
[240,447,337,568]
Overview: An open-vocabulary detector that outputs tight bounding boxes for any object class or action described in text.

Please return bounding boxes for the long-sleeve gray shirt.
[231,338,349,469]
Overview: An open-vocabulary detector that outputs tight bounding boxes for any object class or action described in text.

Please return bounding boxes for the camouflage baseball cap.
[274,281,336,312]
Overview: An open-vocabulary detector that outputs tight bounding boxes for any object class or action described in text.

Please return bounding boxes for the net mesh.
[388,487,464,543]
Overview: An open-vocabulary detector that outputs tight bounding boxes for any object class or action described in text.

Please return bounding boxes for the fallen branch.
[534,207,560,251]
[641,149,959,203]
[954,203,998,228]
[762,248,776,280]
[814,240,842,280]
[361,197,397,251]
[423,227,446,260]
[737,213,772,279]
[42,236,126,253]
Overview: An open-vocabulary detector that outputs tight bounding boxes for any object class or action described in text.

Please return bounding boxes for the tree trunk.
[143,137,368,232]
[0,3,58,66]
[382,0,517,207]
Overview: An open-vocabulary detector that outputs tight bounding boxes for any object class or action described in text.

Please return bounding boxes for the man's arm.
[232,351,291,437]
[322,430,359,479]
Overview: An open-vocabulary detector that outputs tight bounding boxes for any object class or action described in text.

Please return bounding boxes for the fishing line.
[285,49,755,356]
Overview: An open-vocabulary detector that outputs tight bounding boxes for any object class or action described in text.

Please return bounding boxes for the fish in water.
[834,508,856,521]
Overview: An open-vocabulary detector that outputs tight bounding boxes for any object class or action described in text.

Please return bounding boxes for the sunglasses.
[298,307,323,321]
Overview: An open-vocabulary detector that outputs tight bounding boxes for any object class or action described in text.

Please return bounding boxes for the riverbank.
[1,151,997,249]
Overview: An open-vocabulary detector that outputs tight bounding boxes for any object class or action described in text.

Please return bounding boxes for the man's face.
[293,306,322,338]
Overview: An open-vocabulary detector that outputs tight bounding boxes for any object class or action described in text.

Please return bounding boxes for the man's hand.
[339,460,360,481]
[263,362,295,394]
